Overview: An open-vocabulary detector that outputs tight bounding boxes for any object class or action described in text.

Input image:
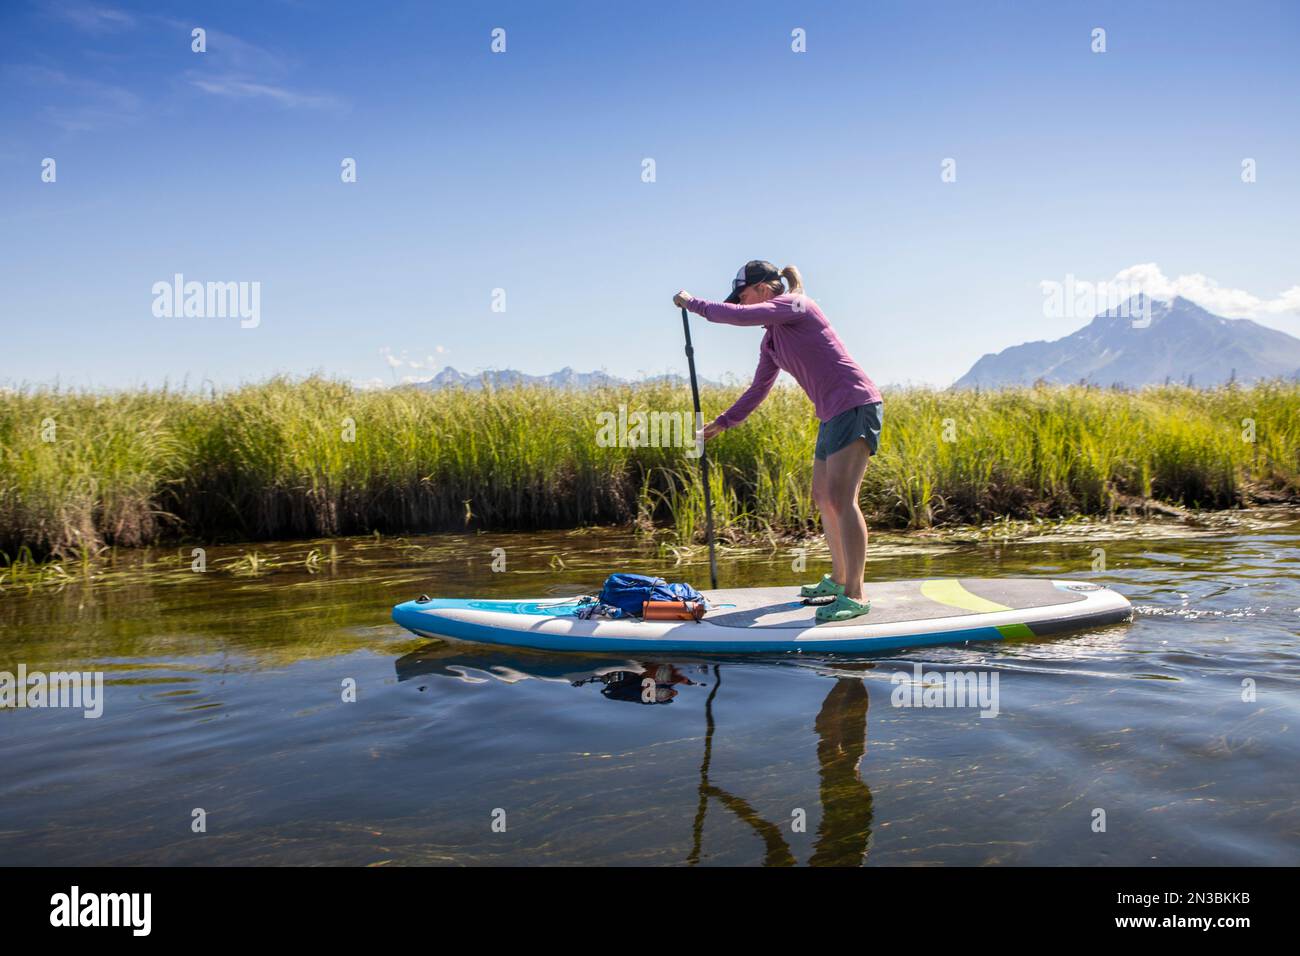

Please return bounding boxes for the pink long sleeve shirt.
[685,293,881,428]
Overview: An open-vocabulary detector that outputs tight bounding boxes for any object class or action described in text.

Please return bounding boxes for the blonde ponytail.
[780,265,804,296]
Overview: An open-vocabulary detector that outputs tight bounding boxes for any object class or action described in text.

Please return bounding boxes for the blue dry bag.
[598,573,703,619]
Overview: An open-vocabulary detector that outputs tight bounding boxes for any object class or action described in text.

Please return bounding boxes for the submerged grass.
[2,376,1298,558]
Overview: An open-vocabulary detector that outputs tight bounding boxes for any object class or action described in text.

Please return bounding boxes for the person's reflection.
[394,644,874,865]
[809,676,873,866]
[688,666,874,866]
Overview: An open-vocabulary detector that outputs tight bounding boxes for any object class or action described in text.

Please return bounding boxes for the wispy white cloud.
[32,11,346,122]
[380,346,450,372]
[49,2,136,35]
[1044,263,1300,319]
[179,25,294,75]
[187,75,342,110]
[181,25,345,111]
[12,65,143,131]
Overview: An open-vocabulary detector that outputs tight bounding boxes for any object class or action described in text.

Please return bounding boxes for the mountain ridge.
[405,365,723,391]
[954,296,1300,388]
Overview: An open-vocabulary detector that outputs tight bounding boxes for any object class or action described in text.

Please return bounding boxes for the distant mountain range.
[409,297,1300,393]
[954,296,1300,389]
[407,366,722,391]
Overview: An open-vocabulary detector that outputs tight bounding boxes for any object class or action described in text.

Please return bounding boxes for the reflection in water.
[689,665,795,867]
[394,645,633,686]
[399,648,875,865]
[811,677,874,866]
[573,665,700,704]
[2,512,1298,865]
[689,667,875,867]
[395,646,701,704]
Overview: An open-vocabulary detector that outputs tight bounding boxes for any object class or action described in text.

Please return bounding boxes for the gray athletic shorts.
[814,401,883,461]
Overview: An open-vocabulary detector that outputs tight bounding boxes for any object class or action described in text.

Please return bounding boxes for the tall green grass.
[2,377,1297,558]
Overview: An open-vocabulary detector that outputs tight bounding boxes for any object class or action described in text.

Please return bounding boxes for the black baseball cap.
[725,260,782,303]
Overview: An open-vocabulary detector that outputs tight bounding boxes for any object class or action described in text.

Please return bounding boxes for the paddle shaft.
[681,306,719,590]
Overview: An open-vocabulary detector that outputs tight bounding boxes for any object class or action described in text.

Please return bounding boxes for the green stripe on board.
[996,623,1036,639]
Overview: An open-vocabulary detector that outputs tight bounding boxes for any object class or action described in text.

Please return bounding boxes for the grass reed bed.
[2,377,1297,559]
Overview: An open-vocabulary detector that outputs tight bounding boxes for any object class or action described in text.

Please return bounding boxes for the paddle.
[680,306,719,590]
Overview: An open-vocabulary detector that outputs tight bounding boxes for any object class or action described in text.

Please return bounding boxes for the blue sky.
[1,0,1297,390]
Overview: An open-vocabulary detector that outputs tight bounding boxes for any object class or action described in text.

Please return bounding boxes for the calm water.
[2,514,1298,866]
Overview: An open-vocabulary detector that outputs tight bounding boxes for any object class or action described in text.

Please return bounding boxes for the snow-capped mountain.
[954,296,1300,388]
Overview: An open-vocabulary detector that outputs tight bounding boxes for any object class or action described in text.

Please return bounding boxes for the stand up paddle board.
[392,578,1132,654]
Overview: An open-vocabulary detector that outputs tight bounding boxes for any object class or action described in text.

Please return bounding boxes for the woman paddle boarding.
[673,261,883,623]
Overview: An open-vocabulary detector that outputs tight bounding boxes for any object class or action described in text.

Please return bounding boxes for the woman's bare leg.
[825,438,871,600]
[812,457,845,586]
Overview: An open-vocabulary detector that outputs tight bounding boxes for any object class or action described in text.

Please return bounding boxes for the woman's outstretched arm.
[684,295,805,328]
[716,337,781,429]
